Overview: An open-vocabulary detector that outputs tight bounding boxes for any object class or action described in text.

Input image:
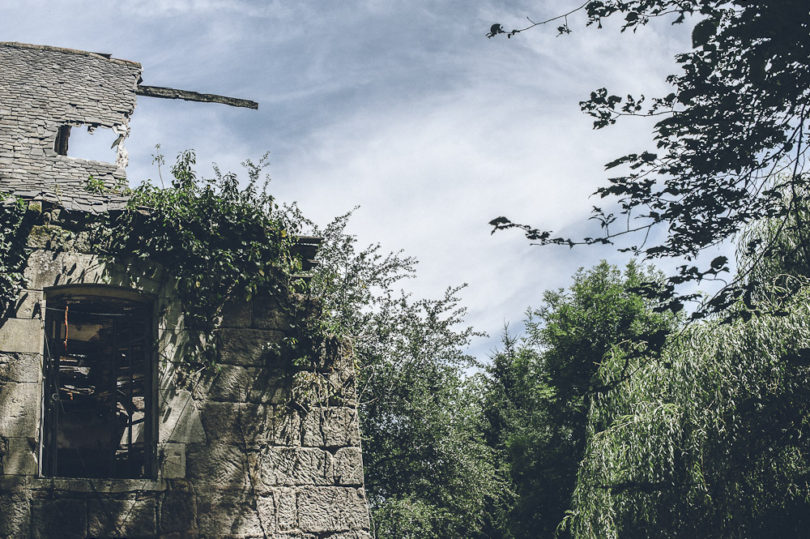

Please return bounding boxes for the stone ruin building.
[0,42,370,538]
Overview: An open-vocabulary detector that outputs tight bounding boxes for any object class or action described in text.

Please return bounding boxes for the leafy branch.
[488,0,810,321]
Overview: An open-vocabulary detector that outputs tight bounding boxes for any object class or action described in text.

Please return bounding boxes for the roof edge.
[0,41,141,68]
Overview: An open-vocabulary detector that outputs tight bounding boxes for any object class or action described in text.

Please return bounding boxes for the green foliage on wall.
[78,150,332,373]
[96,150,301,330]
[1,150,329,376]
[0,193,30,317]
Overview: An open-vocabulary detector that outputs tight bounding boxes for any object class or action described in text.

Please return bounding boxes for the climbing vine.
[90,150,330,373]
[2,149,341,404]
[99,151,299,322]
[0,192,29,317]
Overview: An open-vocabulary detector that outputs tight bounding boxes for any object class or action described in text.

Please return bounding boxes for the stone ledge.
[28,477,169,494]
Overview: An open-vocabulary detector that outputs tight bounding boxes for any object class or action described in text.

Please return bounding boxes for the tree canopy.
[302,211,499,538]
[490,0,810,319]
[482,261,675,537]
[480,5,810,535]
[564,284,810,538]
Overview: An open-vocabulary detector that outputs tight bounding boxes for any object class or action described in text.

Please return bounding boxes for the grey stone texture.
[0,318,42,354]
[0,43,369,538]
[0,42,139,212]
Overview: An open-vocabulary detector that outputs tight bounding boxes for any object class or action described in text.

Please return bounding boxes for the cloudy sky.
[1,1,717,359]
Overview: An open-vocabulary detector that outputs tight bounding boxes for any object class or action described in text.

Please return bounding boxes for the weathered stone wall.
[0,41,370,538]
[0,42,140,212]
[0,206,371,538]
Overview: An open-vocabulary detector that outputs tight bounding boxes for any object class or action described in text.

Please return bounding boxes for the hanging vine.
[0,193,30,317]
[87,150,336,374]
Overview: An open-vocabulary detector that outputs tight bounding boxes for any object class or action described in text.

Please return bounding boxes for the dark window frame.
[40,285,158,479]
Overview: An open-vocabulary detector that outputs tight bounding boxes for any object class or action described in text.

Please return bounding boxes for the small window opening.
[53,124,121,163]
[42,290,154,478]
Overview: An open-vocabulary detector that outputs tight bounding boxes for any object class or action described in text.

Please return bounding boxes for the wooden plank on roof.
[136,85,258,110]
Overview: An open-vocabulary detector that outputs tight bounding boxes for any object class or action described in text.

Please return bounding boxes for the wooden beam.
[136,85,258,110]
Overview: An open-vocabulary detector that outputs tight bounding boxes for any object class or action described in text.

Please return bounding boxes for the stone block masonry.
[0,212,371,538]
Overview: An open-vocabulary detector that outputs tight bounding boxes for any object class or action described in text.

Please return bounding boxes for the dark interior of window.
[54,125,71,155]
[42,290,154,478]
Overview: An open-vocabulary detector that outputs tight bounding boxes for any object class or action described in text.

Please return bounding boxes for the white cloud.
[0,0,700,359]
[118,0,292,18]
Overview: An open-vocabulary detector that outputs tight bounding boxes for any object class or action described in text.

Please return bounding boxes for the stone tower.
[0,42,370,538]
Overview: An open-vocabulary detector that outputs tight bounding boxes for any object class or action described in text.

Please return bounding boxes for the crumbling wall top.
[0,42,142,68]
[0,42,142,212]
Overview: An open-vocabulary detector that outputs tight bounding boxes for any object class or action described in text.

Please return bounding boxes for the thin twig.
[508,1,590,36]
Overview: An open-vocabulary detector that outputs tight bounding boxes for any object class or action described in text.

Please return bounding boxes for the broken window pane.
[42,290,154,478]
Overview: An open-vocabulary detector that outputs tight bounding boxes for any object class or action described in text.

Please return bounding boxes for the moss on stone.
[26,225,74,250]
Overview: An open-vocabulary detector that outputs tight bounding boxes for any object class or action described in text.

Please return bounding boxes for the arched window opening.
[41,288,155,479]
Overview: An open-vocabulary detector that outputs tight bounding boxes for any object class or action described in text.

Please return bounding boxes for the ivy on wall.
[98,151,301,327]
[94,150,331,373]
[1,150,334,381]
[0,193,29,317]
